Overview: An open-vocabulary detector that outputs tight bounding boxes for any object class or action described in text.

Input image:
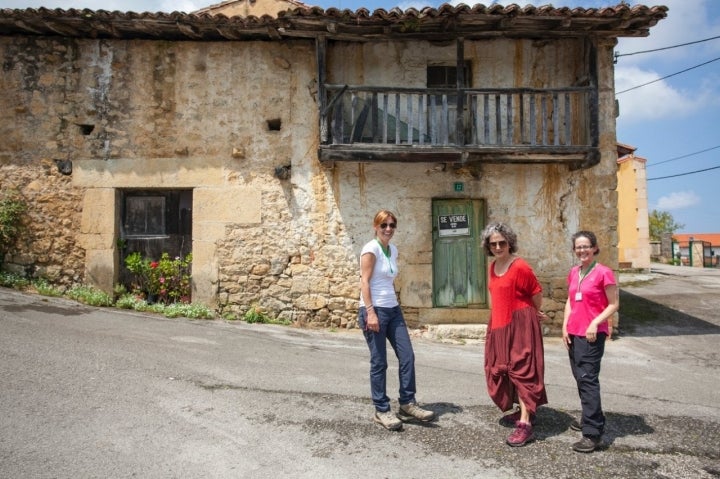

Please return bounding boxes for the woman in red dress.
[482,222,548,447]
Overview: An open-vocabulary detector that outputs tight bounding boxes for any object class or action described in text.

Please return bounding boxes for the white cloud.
[0,0,205,12]
[159,0,206,13]
[656,191,701,210]
[615,66,697,123]
[617,0,720,67]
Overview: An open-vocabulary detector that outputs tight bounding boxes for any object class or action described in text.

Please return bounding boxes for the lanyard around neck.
[376,238,393,273]
[578,261,596,286]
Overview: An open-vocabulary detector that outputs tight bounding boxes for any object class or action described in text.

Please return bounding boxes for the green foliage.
[222,311,240,321]
[32,279,63,297]
[0,271,30,289]
[66,285,114,307]
[115,293,148,310]
[124,252,192,304]
[649,209,684,241]
[161,303,214,319]
[243,306,290,325]
[0,191,26,263]
[115,292,213,319]
[244,306,271,324]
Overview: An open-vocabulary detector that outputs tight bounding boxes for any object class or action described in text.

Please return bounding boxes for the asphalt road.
[1,263,719,479]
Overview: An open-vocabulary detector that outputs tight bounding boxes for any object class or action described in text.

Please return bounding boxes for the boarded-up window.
[427,63,472,89]
[125,196,166,236]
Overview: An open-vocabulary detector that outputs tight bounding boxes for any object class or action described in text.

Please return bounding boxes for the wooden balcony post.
[456,37,465,146]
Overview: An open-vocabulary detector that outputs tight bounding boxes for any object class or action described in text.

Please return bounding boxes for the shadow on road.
[618,290,720,337]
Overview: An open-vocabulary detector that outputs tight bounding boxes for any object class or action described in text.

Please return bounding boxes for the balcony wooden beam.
[318,145,600,169]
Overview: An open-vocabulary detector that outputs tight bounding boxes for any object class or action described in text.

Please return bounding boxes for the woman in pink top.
[562,231,619,453]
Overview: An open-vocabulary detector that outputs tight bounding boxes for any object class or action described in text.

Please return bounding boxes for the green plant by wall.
[124,252,192,304]
[244,306,270,324]
[66,285,114,307]
[0,191,26,264]
[32,279,63,297]
[0,271,30,289]
[243,306,290,325]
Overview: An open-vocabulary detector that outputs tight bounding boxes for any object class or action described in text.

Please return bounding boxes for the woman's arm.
[360,252,379,332]
[531,291,547,322]
[585,284,619,342]
[562,297,572,349]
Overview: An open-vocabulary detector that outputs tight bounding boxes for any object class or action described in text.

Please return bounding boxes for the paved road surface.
[1,263,719,478]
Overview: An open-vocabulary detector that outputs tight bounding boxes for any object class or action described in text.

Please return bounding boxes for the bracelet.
[366,305,374,310]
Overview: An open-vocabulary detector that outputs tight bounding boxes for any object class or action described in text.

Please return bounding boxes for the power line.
[648,164,720,181]
[616,56,720,95]
[615,34,720,60]
[648,145,720,167]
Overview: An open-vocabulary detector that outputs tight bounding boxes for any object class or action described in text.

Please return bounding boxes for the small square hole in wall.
[267,118,282,131]
[77,124,95,135]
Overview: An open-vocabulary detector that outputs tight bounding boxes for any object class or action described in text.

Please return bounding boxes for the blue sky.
[3,0,719,233]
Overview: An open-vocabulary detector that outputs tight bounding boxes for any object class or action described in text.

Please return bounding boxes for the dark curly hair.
[572,230,600,255]
[481,222,518,256]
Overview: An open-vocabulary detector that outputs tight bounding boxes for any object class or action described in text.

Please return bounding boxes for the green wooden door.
[432,199,486,307]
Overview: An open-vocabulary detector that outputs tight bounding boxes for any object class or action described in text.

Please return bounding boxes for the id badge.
[575,292,583,301]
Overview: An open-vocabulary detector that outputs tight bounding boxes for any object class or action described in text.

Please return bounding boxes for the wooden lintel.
[318,147,599,166]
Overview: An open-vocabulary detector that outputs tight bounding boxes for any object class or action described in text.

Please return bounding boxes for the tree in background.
[649,209,684,241]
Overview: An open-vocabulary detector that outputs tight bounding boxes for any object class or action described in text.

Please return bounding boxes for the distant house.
[671,233,720,267]
[616,143,650,269]
[194,0,310,17]
[0,3,667,332]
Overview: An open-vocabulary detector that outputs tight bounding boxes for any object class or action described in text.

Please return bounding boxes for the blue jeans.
[358,305,417,412]
[568,333,606,437]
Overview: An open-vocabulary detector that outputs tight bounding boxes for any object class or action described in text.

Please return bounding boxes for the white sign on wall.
[438,214,469,237]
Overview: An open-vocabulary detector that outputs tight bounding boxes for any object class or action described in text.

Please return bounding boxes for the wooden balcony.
[318,85,600,169]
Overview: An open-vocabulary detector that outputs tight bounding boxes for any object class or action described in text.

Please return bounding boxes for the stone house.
[0,4,666,333]
[194,0,310,18]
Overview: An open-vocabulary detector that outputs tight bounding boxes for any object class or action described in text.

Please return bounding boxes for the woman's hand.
[562,327,571,350]
[536,310,548,322]
[365,310,379,332]
[585,322,598,343]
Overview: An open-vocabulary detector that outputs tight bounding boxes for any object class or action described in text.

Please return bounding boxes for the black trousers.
[568,333,606,437]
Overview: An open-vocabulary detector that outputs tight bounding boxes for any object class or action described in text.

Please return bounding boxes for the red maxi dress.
[485,258,548,414]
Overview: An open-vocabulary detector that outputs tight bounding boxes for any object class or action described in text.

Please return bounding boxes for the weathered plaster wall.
[325,37,619,331]
[328,38,586,87]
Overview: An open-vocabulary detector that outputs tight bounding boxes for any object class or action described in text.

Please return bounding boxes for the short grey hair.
[481,222,518,256]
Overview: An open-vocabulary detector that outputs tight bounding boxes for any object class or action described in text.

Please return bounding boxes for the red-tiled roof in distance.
[673,233,720,247]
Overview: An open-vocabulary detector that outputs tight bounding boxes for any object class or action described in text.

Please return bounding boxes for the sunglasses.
[380,223,397,229]
[489,240,508,248]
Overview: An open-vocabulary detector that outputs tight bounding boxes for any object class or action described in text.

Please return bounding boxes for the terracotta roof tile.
[673,233,720,246]
[0,3,668,42]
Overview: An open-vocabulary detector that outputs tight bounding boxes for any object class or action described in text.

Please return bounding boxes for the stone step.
[416,323,487,344]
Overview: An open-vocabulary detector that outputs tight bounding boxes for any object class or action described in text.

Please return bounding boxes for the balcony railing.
[319,85,599,167]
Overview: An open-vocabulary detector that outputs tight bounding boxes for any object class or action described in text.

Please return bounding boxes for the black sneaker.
[572,435,603,453]
[570,419,582,431]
